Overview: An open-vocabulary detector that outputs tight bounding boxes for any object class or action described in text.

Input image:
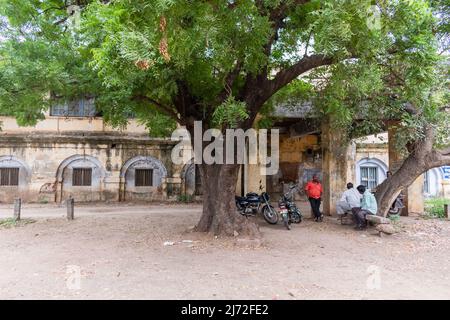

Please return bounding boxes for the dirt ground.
[0,202,449,300]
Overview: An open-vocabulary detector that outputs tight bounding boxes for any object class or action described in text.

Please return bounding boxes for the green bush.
[0,218,36,228]
[424,198,449,219]
[178,194,193,203]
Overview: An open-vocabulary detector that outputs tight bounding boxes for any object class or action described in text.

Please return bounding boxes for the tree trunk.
[195,163,260,238]
[375,125,450,217]
[375,156,425,217]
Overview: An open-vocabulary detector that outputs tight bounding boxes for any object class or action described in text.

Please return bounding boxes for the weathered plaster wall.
[270,134,322,195]
[355,144,389,167]
[0,116,148,134]
[0,132,182,203]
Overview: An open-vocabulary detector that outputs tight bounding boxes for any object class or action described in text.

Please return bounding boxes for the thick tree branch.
[133,95,180,122]
[239,54,335,129]
[258,0,311,56]
[427,150,450,167]
[217,60,243,103]
[439,147,450,155]
[267,54,334,97]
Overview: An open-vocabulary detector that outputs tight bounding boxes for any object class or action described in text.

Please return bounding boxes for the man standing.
[336,183,362,216]
[353,185,378,230]
[305,175,323,222]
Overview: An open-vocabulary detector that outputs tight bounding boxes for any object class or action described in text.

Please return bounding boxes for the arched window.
[0,156,31,187]
[423,168,444,197]
[56,155,106,202]
[356,158,388,191]
[120,156,168,201]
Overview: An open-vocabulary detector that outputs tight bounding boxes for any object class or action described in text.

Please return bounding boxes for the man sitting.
[353,185,378,230]
[336,183,362,223]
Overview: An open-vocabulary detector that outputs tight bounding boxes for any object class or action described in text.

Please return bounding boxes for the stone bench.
[338,212,390,227]
[365,214,390,225]
[338,211,354,225]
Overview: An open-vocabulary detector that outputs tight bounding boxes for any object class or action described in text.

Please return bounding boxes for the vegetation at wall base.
[424,197,450,219]
[0,218,36,229]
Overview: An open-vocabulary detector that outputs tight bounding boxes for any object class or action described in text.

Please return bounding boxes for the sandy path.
[0,203,449,300]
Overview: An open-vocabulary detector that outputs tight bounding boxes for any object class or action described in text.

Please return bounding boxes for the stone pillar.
[66,196,74,220]
[321,118,355,216]
[118,177,125,202]
[14,198,21,221]
[388,122,424,215]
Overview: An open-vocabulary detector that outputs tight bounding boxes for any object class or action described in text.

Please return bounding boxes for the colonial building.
[0,108,184,203]
[0,101,448,215]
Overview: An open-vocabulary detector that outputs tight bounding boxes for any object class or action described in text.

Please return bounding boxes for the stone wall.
[0,132,182,203]
[267,134,322,195]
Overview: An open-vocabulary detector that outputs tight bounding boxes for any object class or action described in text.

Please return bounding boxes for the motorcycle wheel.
[235,202,245,215]
[389,207,400,215]
[282,213,291,230]
[262,205,279,224]
[291,210,302,223]
[388,207,402,218]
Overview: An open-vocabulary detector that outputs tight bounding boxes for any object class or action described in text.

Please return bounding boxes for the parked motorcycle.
[278,183,303,230]
[235,190,278,224]
[388,193,405,217]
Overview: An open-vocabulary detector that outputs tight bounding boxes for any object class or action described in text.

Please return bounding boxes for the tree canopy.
[1,0,449,232]
[1,1,447,137]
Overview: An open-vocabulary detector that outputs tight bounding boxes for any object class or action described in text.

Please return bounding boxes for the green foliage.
[308,0,449,148]
[178,194,193,203]
[389,214,400,222]
[0,0,447,147]
[212,96,248,129]
[424,197,449,219]
[0,218,36,228]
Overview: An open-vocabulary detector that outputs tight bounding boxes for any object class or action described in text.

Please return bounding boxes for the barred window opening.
[135,169,153,187]
[0,168,19,186]
[73,168,92,186]
[50,97,97,117]
[360,166,378,190]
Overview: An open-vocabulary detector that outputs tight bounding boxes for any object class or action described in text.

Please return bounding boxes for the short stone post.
[445,204,449,219]
[13,198,21,221]
[66,196,74,220]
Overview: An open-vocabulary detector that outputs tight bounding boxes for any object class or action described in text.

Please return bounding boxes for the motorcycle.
[278,183,303,230]
[388,193,405,217]
[235,188,278,225]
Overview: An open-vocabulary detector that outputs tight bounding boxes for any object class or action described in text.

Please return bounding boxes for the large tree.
[0,0,447,234]
[302,0,449,217]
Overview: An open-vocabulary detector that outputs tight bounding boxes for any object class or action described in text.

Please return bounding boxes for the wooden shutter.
[135,169,153,187]
[73,168,92,186]
[0,168,19,186]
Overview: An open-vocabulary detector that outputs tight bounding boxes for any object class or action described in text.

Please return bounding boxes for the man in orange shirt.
[305,175,323,222]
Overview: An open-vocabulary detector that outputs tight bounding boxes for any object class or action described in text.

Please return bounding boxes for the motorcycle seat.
[246,192,259,198]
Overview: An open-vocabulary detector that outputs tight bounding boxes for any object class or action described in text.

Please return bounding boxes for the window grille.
[0,168,19,186]
[73,168,92,186]
[135,169,153,187]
